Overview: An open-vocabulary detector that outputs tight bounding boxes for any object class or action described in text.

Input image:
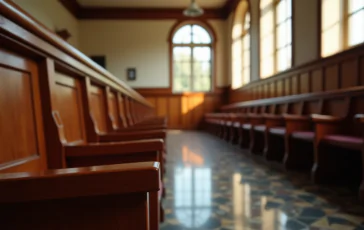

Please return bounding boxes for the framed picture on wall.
[127,68,136,81]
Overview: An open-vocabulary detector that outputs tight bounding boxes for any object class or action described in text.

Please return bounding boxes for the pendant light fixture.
[183,0,204,17]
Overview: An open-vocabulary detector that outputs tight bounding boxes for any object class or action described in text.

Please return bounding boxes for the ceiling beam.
[59,0,241,20]
[59,0,81,18]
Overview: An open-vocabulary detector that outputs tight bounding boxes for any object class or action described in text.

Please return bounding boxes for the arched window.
[171,23,214,92]
[321,0,364,57]
[260,0,292,79]
[232,0,250,89]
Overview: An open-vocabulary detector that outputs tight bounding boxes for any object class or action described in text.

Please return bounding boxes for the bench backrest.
[0,49,47,173]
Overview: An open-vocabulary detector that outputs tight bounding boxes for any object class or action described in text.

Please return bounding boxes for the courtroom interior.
[1,0,364,229]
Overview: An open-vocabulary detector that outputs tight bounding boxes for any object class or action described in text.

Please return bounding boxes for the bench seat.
[242,123,252,130]
[322,135,363,150]
[254,125,266,132]
[292,131,315,141]
[270,127,286,136]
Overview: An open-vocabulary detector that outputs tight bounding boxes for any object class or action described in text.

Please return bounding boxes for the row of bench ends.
[0,2,165,229]
[204,86,364,202]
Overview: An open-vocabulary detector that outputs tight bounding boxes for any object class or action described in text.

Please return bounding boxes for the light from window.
[232,1,250,89]
[321,0,364,57]
[172,24,212,92]
[260,0,292,79]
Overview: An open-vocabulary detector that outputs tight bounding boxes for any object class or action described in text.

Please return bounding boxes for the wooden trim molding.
[135,86,230,97]
[59,0,245,20]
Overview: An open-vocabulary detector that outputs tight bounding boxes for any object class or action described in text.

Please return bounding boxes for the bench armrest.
[283,114,311,121]
[311,114,345,123]
[0,162,160,203]
[99,130,166,142]
[65,139,164,157]
[119,126,166,131]
[264,114,284,120]
[354,114,364,123]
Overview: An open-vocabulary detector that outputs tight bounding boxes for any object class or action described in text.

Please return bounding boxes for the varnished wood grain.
[108,90,120,129]
[53,72,85,143]
[90,84,108,133]
[311,69,323,92]
[341,59,358,88]
[325,65,339,91]
[300,73,310,94]
[0,49,46,173]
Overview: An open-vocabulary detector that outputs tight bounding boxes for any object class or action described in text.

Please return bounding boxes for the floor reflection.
[175,146,212,228]
[161,131,364,230]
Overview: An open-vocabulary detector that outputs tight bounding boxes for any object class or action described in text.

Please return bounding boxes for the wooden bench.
[207,87,364,201]
[0,1,166,229]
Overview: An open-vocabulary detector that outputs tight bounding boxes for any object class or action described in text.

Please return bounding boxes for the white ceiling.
[77,0,228,8]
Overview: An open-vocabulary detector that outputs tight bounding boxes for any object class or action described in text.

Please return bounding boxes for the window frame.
[320,0,364,57]
[231,0,251,90]
[168,20,216,93]
[259,0,293,79]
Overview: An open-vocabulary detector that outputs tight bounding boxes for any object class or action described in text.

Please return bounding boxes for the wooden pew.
[0,1,167,228]
[49,63,165,229]
[211,86,364,201]
[87,82,166,141]
[0,47,160,229]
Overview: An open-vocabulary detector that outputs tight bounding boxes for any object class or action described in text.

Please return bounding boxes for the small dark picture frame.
[127,68,136,81]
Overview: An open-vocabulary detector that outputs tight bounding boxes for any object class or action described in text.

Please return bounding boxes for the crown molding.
[59,0,242,20]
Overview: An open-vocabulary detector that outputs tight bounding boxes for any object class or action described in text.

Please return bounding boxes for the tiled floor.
[160,131,364,230]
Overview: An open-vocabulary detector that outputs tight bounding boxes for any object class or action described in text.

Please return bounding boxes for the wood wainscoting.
[230,44,364,103]
[135,88,228,130]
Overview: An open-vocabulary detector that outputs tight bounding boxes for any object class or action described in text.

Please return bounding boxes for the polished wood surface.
[138,91,226,129]
[90,84,108,133]
[0,48,46,173]
[53,72,86,143]
[0,162,160,230]
[230,44,364,103]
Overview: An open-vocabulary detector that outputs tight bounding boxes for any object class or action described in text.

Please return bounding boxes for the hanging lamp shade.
[183,0,204,17]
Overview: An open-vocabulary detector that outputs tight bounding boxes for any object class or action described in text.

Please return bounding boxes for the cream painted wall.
[293,0,319,66]
[13,0,79,48]
[79,19,229,88]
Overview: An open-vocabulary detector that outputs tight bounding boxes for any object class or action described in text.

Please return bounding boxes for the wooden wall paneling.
[341,59,359,88]
[360,57,364,85]
[264,84,269,98]
[90,84,108,133]
[156,97,168,118]
[291,75,299,95]
[299,73,310,94]
[181,96,190,129]
[116,93,128,129]
[311,69,323,93]
[284,78,291,96]
[270,82,276,98]
[107,90,120,130]
[324,65,340,91]
[0,49,47,173]
[276,80,284,97]
[168,97,181,129]
[53,72,86,143]
[190,94,205,129]
[258,85,263,99]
